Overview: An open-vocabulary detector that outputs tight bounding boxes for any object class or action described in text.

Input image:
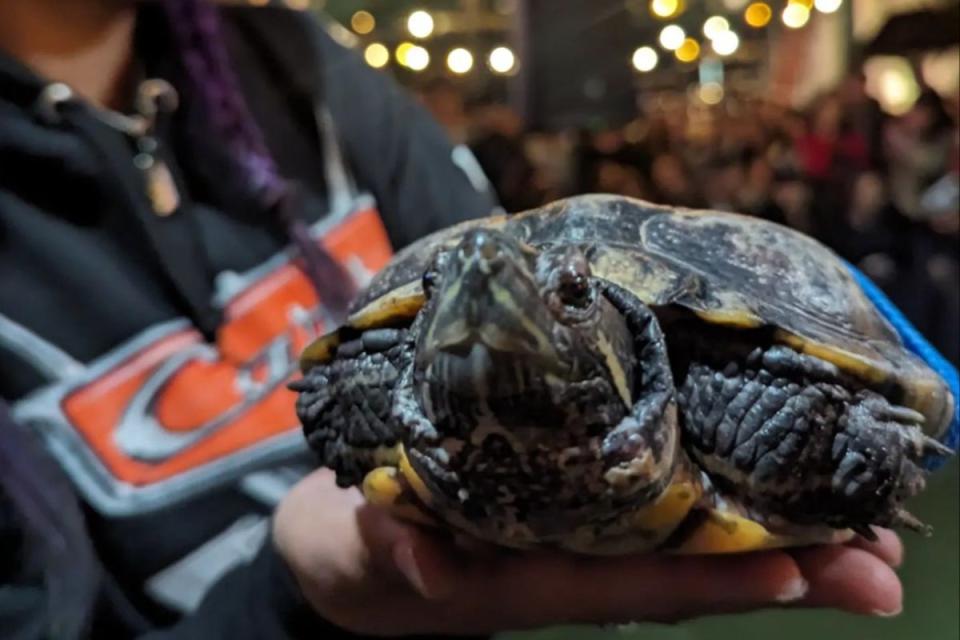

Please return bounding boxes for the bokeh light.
[711,30,740,56]
[703,16,730,40]
[744,2,773,28]
[782,3,811,28]
[363,42,389,68]
[650,0,681,18]
[488,46,517,74]
[659,25,686,50]
[632,46,659,72]
[395,42,415,65]
[699,82,725,104]
[675,38,700,63]
[405,45,430,71]
[814,0,843,13]
[407,10,435,39]
[350,10,375,35]
[446,48,474,74]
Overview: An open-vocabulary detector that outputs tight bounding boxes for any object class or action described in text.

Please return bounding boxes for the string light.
[711,30,740,55]
[744,2,772,28]
[364,43,389,68]
[407,10,435,39]
[350,10,375,35]
[782,3,811,28]
[703,16,730,40]
[814,0,843,13]
[447,48,474,74]
[659,25,686,50]
[675,38,700,63]
[632,46,659,72]
[650,0,681,19]
[488,46,517,74]
[405,45,430,71]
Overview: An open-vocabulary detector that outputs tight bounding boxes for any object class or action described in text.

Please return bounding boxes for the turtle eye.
[557,271,593,309]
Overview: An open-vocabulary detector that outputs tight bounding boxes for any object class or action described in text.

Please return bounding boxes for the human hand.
[273,468,903,637]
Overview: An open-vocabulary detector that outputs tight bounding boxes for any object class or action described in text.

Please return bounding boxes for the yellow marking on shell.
[597,333,632,407]
[560,472,701,555]
[630,475,701,533]
[348,280,426,330]
[362,465,438,526]
[362,466,404,506]
[397,445,435,507]
[694,307,764,329]
[774,329,888,385]
[667,511,788,555]
[299,332,341,371]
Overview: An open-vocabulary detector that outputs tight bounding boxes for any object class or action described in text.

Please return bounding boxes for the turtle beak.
[418,229,561,367]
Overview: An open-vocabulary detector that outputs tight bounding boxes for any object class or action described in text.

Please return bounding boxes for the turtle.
[292,194,955,555]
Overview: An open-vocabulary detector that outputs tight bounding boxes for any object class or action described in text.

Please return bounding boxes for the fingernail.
[872,605,903,618]
[394,542,432,599]
[775,577,809,603]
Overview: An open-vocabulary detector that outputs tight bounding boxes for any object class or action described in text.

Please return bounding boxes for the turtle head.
[416,228,636,421]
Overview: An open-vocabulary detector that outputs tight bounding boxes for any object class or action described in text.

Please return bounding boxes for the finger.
[440,549,807,630]
[847,528,903,568]
[790,545,903,617]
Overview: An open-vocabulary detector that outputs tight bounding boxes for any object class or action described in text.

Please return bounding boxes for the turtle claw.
[892,509,933,537]
[852,524,878,542]
[922,435,954,458]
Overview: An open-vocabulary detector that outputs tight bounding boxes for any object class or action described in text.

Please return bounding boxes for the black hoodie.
[0,4,495,638]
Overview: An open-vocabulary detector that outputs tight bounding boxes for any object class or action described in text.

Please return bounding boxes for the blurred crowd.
[419,74,960,365]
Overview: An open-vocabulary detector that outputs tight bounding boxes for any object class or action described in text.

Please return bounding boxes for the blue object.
[845,262,959,470]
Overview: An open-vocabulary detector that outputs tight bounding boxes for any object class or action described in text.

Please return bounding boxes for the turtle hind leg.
[294,328,412,487]
[676,343,939,537]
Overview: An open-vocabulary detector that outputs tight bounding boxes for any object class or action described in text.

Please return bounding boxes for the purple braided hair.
[160,0,356,320]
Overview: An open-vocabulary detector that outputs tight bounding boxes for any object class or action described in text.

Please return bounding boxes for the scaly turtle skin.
[293,195,954,554]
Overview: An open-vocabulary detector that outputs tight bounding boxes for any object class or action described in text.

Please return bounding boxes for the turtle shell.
[302,194,953,441]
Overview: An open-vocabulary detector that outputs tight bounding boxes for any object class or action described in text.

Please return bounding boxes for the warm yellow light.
[659,25,686,50]
[699,82,725,104]
[350,10,375,35]
[711,30,740,56]
[650,0,680,18]
[703,16,730,40]
[675,38,700,63]
[782,3,810,28]
[364,43,389,68]
[284,0,310,9]
[790,0,814,9]
[488,46,516,74]
[446,48,474,74]
[632,46,659,72]
[814,0,842,13]
[407,10,435,39]
[744,2,772,28]
[405,45,430,71]
[395,42,415,66]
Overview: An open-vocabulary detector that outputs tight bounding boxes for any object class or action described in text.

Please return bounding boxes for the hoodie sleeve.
[313,22,500,249]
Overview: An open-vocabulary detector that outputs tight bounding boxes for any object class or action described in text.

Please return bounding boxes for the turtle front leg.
[676,343,948,537]
[292,328,413,487]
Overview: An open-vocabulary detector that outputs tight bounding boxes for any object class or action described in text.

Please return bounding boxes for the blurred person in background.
[468,102,543,212]
[0,1,916,638]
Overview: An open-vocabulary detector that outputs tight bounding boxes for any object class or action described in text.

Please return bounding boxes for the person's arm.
[313,23,499,249]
